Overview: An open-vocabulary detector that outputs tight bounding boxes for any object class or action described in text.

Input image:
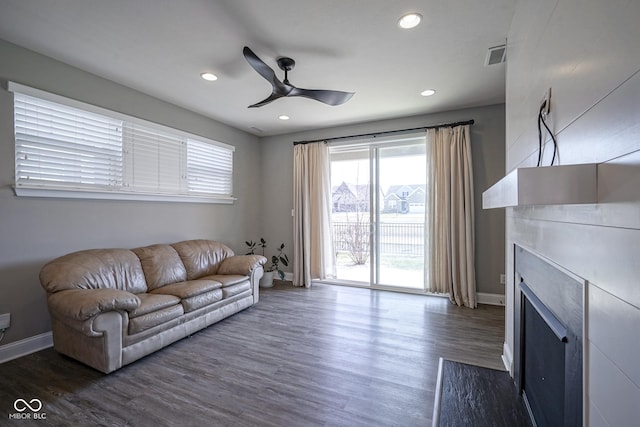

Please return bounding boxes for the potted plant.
[270,243,290,281]
[245,238,289,288]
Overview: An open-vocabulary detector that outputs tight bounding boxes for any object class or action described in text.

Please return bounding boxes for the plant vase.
[259,270,274,288]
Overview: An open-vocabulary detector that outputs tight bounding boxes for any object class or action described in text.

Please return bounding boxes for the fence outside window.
[332,221,424,258]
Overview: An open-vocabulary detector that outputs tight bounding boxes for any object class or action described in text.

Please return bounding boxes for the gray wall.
[259,104,506,296]
[504,1,640,424]
[0,40,262,346]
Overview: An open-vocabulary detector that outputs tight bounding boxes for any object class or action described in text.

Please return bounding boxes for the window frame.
[9,82,236,204]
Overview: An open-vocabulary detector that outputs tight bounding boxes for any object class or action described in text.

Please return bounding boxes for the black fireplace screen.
[522,291,566,427]
[514,246,583,427]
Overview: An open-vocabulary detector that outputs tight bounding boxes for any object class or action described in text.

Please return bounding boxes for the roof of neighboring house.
[383,184,425,199]
[332,182,370,200]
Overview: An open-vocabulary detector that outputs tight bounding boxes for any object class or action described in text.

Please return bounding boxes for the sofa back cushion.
[40,249,147,294]
[132,244,187,291]
[171,239,234,280]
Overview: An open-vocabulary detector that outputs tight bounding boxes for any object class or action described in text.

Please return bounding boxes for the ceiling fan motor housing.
[277,57,295,71]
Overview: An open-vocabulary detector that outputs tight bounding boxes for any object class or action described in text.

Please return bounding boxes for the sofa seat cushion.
[129,293,180,319]
[129,304,184,335]
[182,289,223,313]
[200,274,248,288]
[222,281,251,299]
[149,279,221,299]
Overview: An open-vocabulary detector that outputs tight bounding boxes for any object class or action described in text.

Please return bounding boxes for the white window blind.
[14,93,124,190]
[123,123,185,194]
[10,82,235,203]
[187,139,233,195]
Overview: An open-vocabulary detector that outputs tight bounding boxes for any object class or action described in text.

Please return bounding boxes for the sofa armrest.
[217,255,267,275]
[47,288,140,321]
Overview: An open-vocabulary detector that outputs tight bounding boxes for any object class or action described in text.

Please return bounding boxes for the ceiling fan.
[243,46,354,108]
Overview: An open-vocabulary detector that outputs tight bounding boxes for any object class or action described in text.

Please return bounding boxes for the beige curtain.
[425,125,476,307]
[292,142,335,287]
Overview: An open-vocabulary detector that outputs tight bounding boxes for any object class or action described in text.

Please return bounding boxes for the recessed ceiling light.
[421,89,436,97]
[278,115,290,121]
[398,13,422,29]
[200,72,218,81]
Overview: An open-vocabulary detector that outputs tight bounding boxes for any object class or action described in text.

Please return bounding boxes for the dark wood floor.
[0,283,505,426]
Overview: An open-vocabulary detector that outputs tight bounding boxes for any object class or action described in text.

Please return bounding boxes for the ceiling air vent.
[484,44,506,66]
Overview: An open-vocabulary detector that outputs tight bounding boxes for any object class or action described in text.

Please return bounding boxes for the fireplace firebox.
[514,246,583,427]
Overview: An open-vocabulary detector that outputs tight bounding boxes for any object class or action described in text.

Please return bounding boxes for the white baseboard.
[477,292,505,306]
[502,342,513,375]
[0,332,53,364]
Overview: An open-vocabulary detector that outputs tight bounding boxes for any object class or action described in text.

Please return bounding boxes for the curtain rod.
[292,119,474,145]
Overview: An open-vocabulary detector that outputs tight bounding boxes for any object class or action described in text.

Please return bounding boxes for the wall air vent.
[485,44,506,66]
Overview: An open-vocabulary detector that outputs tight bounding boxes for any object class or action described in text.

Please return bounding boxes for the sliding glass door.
[330,134,427,291]
[375,142,426,289]
[330,146,371,283]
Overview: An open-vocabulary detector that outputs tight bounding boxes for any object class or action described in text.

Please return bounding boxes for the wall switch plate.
[500,274,506,285]
[0,313,10,330]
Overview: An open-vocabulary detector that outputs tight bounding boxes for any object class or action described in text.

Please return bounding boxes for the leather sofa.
[39,239,266,373]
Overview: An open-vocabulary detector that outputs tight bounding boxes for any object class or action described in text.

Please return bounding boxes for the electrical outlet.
[540,87,551,116]
[499,274,506,285]
[0,313,10,330]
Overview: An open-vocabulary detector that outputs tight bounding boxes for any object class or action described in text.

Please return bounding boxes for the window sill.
[13,186,236,204]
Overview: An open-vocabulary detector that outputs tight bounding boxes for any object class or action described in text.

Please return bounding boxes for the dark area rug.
[433,358,533,427]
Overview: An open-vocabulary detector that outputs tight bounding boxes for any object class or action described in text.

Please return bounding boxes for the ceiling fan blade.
[289,88,354,106]
[248,92,285,108]
[243,46,287,93]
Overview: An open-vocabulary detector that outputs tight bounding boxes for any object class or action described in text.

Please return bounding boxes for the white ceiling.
[0,0,514,136]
